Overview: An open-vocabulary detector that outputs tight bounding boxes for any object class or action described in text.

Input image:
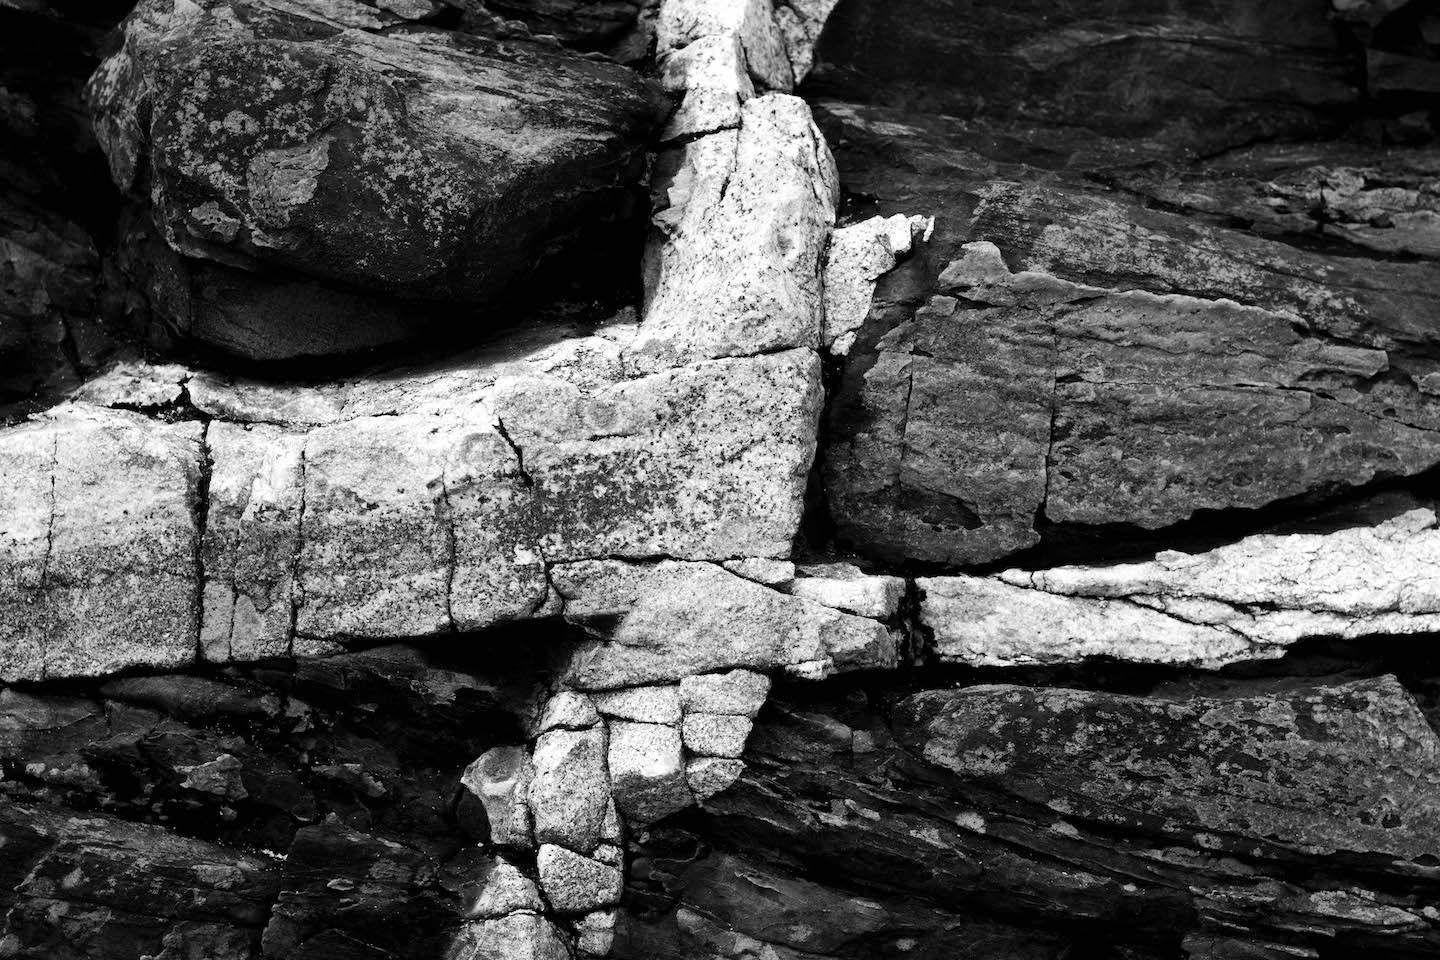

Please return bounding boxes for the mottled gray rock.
[821,214,925,355]
[900,676,1440,860]
[461,855,544,920]
[594,686,682,724]
[637,95,838,370]
[560,561,897,689]
[682,713,752,758]
[656,0,792,91]
[575,908,618,957]
[451,913,570,960]
[772,0,841,83]
[200,421,304,662]
[659,34,754,141]
[787,563,905,619]
[686,756,746,800]
[917,504,1440,667]
[87,0,660,318]
[530,726,610,853]
[721,557,796,585]
[678,670,771,717]
[461,746,535,849]
[607,720,692,823]
[537,843,624,914]
[535,691,601,734]
[828,234,1440,566]
[0,404,202,682]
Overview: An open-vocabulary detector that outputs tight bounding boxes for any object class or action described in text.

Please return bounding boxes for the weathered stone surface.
[461,746,536,849]
[561,561,897,689]
[685,756,745,800]
[682,713,752,758]
[0,404,202,681]
[902,676,1440,859]
[916,502,1440,668]
[451,913,570,960]
[656,0,793,91]
[608,720,692,823]
[460,855,544,920]
[659,34,754,141]
[786,562,905,618]
[201,421,303,662]
[669,680,1440,957]
[637,94,838,370]
[87,0,660,322]
[678,670,771,717]
[535,691,600,734]
[772,0,841,84]
[809,0,1357,158]
[827,228,1440,566]
[530,726,610,853]
[594,685,683,724]
[575,908,618,957]
[0,332,823,675]
[0,798,278,960]
[821,213,923,355]
[537,843,624,914]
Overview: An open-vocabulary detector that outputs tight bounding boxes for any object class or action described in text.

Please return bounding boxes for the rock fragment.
[530,727,610,853]
[683,714,753,758]
[537,844,624,914]
[461,746,535,850]
[678,670,772,718]
[608,720,692,823]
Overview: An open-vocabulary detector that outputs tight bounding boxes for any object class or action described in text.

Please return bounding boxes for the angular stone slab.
[558,560,897,689]
[88,0,660,309]
[898,676,1440,860]
[0,405,203,681]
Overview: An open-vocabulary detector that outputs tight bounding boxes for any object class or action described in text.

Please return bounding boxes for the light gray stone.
[575,909,618,957]
[200,422,304,663]
[635,95,838,370]
[451,913,569,960]
[608,721,693,823]
[535,692,600,734]
[656,0,793,91]
[922,505,1440,668]
[679,670,772,718]
[821,214,927,355]
[722,557,797,585]
[461,746,535,849]
[561,561,897,689]
[686,756,745,800]
[787,562,906,619]
[683,713,753,758]
[537,844,624,914]
[461,855,544,920]
[772,0,842,83]
[593,686,682,724]
[530,727,610,853]
[0,404,203,682]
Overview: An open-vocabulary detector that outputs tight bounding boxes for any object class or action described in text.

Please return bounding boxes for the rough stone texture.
[786,562,905,618]
[826,222,1440,566]
[678,670,771,717]
[560,560,897,688]
[637,94,839,370]
[808,0,1359,158]
[0,404,202,682]
[461,855,545,920]
[685,756,746,800]
[461,745,536,849]
[594,686,683,724]
[451,913,570,960]
[682,713,752,758]
[658,34,755,141]
[87,0,659,334]
[821,213,923,355]
[608,720,692,823]
[537,843,625,914]
[530,726,610,853]
[656,0,793,91]
[627,679,1440,958]
[536,690,601,733]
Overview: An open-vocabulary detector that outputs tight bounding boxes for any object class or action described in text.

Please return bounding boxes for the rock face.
[7,0,1440,957]
[87,0,660,358]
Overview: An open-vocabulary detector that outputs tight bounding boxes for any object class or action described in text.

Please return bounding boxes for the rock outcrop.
[5,0,1440,957]
[87,0,662,358]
